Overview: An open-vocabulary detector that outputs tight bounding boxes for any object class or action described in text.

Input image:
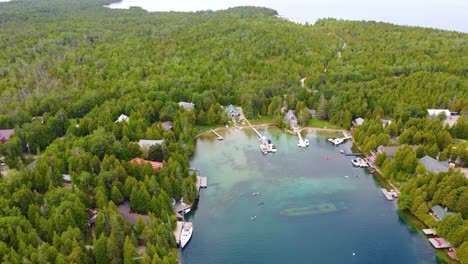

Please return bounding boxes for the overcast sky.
[106,0,468,32]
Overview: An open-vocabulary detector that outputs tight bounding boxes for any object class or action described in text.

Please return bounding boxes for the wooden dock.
[173,221,184,246]
[381,188,399,201]
[196,176,207,190]
[174,202,191,215]
[429,237,452,249]
[423,228,436,235]
[344,152,364,156]
[233,123,242,130]
[210,129,223,140]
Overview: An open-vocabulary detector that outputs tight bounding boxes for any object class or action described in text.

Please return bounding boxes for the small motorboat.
[268,144,277,153]
[257,202,264,205]
[251,216,257,220]
[339,149,345,154]
[252,192,260,196]
[304,139,309,146]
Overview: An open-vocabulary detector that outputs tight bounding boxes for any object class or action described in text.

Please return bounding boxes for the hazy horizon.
[106,0,468,33]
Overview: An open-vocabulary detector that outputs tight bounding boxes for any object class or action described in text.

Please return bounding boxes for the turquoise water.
[184,127,436,264]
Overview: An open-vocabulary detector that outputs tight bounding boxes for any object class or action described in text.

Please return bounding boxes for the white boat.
[304,139,309,146]
[298,141,307,148]
[339,149,345,154]
[251,216,257,220]
[351,158,368,168]
[328,138,344,146]
[184,208,191,214]
[268,144,277,153]
[180,222,193,249]
[252,192,259,196]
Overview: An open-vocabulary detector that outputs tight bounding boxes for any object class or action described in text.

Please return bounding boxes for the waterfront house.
[178,102,195,110]
[284,110,297,127]
[377,145,418,161]
[161,121,173,131]
[130,157,163,170]
[225,104,241,119]
[0,129,15,143]
[430,205,457,222]
[418,156,450,174]
[115,114,129,123]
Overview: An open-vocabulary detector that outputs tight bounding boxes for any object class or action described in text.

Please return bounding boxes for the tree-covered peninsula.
[0,0,466,263]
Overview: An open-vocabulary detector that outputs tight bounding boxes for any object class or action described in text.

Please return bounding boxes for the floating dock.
[423,228,436,235]
[196,176,207,190]
[174,202,191,216]
[210,129,224,140]
[343,152,364,156]
[429,237,452,249]
[381,188,399,200]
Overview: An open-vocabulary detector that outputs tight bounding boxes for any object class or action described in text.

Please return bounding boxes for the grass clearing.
[307,119,342,129]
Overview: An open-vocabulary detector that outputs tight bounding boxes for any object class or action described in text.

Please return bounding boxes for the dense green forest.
[0,0,467,263]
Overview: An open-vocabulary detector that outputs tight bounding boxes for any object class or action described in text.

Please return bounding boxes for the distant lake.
[106,0,468,33]
[184,128,436,264]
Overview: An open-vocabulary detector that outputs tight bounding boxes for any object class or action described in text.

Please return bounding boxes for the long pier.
[244,119,263,140]
[233,123,243,130]
[210,129,224,140]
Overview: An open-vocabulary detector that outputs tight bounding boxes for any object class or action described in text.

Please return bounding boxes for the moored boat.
[351,158,368,168]
[180,222,193,249]
[268,143,277,152]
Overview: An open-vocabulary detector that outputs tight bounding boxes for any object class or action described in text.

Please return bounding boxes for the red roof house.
[130,158,163,170]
